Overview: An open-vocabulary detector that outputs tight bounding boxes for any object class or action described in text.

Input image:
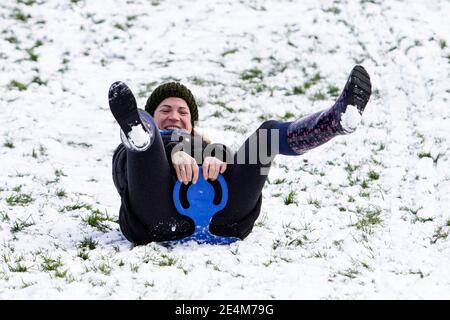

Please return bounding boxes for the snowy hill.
[0,0,449,299]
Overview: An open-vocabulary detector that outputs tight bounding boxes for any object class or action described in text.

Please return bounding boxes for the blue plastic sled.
[172,167,239,245]
[159,129,239,245]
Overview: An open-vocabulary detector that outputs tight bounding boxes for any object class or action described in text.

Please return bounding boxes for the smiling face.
[153,97,192,133]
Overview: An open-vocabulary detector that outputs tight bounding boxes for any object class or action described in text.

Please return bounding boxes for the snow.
[0,0,449,300]
[341,105,361,133]
[127,124,150,149]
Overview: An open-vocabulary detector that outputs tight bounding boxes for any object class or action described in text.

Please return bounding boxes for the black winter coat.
[112,133,262,242]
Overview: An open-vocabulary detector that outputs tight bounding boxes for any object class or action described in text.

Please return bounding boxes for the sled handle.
[173,166,228,214]
[212,174,228,212]
[173,181,189,216]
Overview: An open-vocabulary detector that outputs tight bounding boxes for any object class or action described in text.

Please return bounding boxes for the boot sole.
[108,81,143,136]
[349,65,372,112]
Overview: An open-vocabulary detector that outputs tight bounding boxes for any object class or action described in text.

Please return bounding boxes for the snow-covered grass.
[0,0,449,299]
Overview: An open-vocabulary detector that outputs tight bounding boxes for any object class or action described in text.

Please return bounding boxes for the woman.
[110,65,371,245]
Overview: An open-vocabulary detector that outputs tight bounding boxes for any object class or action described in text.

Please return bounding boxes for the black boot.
[286,65,372,155]
[108,81,154,151]
[334,65,371,115]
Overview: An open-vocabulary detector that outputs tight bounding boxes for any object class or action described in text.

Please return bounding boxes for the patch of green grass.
[327,85,340,98]
[284,190,297,205]
[11,9,30,22]
[272,193,282,197]
[354,207,382,230]
[290,86,306,95]
[98,263,112,275]
[271,239,282,250]
[418,152,443,165]
[287,73,324,96]
[25,48,38,61]
[368,171,379,180]
[6,193,33,206]
[113,23,128,31]
[333,239,344,248]
[1,212,10,222]
[67,141,92,148]
[286,236,307,247]
[190,77,219,87]
[21,280,37,289]
[4,139,15,148]
[431,226,448,244]
[61,203,92,212]
[211,111,223,118]
[222,48,238,57]
[33,39,43,47]
[272,178,286,184]
[17,0,37,5]
[9,263,28,272]
[55,169,66,178]
[251,83,270,95]
[5,35,19,44]
[338,268,359,279]
[56,189,66,198]
[309,91,327,101]
[240,68,263,81]
[11,219,34,233]
[8,80,27,91]
[303,72,322,89]
[360,191,370,198]
[78,250,89,260]
[39,144,48,156]
[439,39,447,49]
[79,237,98,250]
[307,198,321,208]
[212,101,234,113]
[55,269,68,278]
[46,169,67,185]
[31,76,47,86]
[158,254,177,267]
[41,256,63,271]
[418,152,432,159]
[345,163,360,174]
[130,263,139,273]
[83,209,114,232]
[323,6,341,14]
[415,216,434,223]
[399,206,422,215]
[361,180,369,189]
[280,112,295,121]
[127,15,139,22]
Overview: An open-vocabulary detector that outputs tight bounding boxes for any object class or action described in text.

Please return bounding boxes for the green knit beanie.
[145,82,198,128]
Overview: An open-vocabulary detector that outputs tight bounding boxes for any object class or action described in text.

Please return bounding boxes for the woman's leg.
[123,126,193,243]
[109,82,193,244]
[210,65,372,237]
